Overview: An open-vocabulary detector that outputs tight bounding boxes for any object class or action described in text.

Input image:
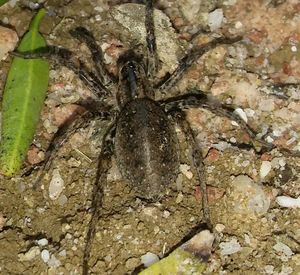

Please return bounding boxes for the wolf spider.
[13,0,293,274]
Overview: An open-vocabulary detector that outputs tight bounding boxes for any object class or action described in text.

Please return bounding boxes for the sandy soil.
[0,0,299,274]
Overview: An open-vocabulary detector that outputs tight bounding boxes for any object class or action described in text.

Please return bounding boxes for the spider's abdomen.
[115,98,179,201]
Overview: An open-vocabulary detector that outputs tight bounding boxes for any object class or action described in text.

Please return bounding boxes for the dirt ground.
[0,0,299,274]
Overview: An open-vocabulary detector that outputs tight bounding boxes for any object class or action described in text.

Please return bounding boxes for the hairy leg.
[27,110,101,187]
[160,91,275,153]
[82,123,115,275]
[170,109,211,228]
[69,27,114,87]
[11,46,111,100]
[156,36,242,94]
[144,0,159,79]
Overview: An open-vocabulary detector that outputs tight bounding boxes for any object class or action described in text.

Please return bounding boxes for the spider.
[12,0,292,274]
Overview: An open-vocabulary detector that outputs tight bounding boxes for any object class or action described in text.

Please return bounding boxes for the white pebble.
[208,9,224,31]
[234,108,248,123]
[41,249,50,263]
[49,169,64,200]
[215,223,225,233]
[266,136,274,143]
[47,254,61,267]
[260,161,272,179]
[230,137,237,143]
[235,21,243,29]
[276,196,300,208]
[278,158,286,167]
[273,242,294,257]
[264,265,274,274]
[163,210,170,218]
[179,164,193,179]
[291,45,297,52]
[58,249,67,257]
[37,238,48,246]
[219,238,241,255]
[141,252,159,267]
[231,120,239,127]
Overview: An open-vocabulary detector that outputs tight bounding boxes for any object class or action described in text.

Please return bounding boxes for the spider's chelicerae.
[14,1,298,274]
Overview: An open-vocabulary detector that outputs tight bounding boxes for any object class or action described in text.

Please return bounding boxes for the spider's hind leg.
[82,123,115,275]
[170,109,212,229]
[161,90,275,154]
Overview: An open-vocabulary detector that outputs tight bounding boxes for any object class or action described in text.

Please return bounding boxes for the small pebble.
[179,164,193,179]
[141,252,159,267]
[219,238,241,255]
[273,242,294,257]
[163,210,170,218]
[0,26,18,60]
[276,196,300,208]
[176,192,184,204]
[260,161,272,179]
[266,136,274,143]
[215,223,225,233]
[49,169,64,200]
[208,9,224,31]
[47,254,61,267]
[37,238,48,246]
[41,249,50,263]
[291,45,297,52]
[58,250,67,257]
[234,108,248,123]
[264,265,274,274]
[182,230,214,260]
[235,21,243,29]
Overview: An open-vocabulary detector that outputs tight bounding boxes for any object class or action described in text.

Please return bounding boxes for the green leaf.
[0,0,9,7]
[0,8,49,176]
[139,249,206,275]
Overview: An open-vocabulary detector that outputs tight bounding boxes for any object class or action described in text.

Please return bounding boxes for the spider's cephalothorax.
[115,50,179,201]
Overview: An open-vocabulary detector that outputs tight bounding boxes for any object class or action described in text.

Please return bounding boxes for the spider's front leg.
[26,110,96,186]
[11,44,110,101]
[144,0,160,80]
[69,26,114,87]
[155,35,242,93]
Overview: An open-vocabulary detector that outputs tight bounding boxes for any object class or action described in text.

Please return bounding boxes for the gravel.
[49,169,65,200]
[219,238,242,256]
[276,196,300,208]
[140,252,159,267]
